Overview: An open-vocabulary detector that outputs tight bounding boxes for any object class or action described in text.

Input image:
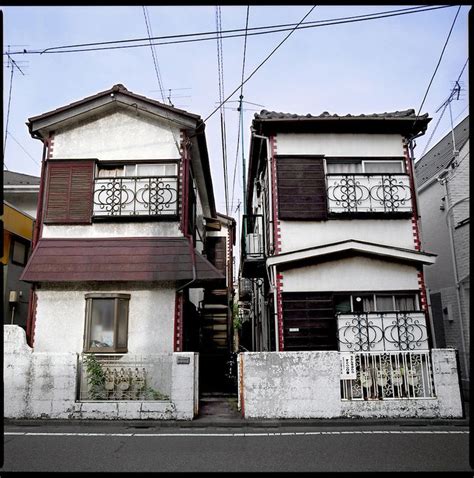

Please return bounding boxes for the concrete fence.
[238,350,463,419]
[4,325,198,420]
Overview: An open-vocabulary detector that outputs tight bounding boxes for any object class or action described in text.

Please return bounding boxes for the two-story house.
[16,84,234,418]
[237,109,463,419]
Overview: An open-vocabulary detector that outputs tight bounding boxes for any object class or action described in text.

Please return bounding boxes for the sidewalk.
[4,397,470,429]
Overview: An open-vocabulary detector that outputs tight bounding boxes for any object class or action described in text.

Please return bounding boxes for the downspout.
[26,134,48,347]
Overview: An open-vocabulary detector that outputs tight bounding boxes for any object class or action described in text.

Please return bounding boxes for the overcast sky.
[2,5,470,218]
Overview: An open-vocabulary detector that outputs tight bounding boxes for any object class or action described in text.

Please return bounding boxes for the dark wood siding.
[282,292,337,350]
[276,156,327,220]
[206,237,227,276]
[44,160,94,224]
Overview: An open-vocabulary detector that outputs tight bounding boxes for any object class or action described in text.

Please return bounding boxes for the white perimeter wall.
[4,325,198,420]
[281,256,420,292]
[34,284,176,354]
[275,133,405,157]
[52,109,181,160]
[239,350,463,419]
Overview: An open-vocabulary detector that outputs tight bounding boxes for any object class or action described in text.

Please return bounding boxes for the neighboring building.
[2,201,34,330]
[415,115,469,399]
[2,171,40,331]
[11,84,234,419]
[3,170,40,218]
[237,109,463,418]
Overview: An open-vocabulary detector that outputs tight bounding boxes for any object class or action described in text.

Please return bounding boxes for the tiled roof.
[21,237,225,284]
[254,108,427,120]
[28,83,200,124]
[3,170,40,186]
[415,115,469,188]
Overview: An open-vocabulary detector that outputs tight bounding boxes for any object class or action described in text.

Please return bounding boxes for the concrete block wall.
[4,325,198,420]
[239,350,463,419]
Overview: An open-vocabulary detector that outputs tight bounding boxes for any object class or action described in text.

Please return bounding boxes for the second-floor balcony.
[326,174,412,215]
[93,176,178,218]
[241,214,266,278]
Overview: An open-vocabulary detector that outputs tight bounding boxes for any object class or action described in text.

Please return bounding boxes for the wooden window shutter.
[276,156,328,220]
[44,160,94,224]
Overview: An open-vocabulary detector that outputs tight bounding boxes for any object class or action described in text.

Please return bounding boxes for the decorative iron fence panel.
[340,351,435,400]
[326,174,411,214]
[337,312,428,352]
[79,354,172,401]
[93,176,178,217]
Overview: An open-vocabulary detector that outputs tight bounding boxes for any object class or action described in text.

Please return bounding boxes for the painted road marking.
[4,430,469,437]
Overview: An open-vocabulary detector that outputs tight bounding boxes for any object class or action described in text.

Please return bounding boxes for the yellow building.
[2,201,35,329]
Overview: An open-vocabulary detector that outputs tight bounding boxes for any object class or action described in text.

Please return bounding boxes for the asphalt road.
[2,423,471,472]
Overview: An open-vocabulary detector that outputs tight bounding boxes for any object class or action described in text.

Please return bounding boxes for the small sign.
[340,353,357,379]
[177,356,190,365]
[289,328,299,332]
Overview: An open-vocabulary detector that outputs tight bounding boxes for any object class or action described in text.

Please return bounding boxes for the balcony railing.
[93,176,178,217]
[337,311,429,353]
[326,174,412,214]
[340,351,435,400]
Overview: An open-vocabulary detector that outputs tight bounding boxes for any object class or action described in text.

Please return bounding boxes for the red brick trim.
[403,142,421,252]
[270,135,284,350]
[174,291,183,352]
[47,133,55,160]
[179,130,185,233]
[417,269,428,313]
[276,273,284,351]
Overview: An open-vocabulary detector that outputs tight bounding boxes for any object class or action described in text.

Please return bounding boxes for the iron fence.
[326,174,412,214]
[93,176,178,217]
[340,351,435,400]
[78,354,171,401]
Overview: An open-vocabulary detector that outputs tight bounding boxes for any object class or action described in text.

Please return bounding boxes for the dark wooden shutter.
[44,160,94,224]
[282,292,337,350]
[276,156,328,220]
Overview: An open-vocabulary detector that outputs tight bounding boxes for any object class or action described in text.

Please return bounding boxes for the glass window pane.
[12,241,27,265]
[395,295,417,311]
[335,295,351,314]
[116,299,129,349]
[136,164,165,176]
[89,299,115,349]
[124,164,137,176]
[376,295,394,311]
[326,161,362,174]
[97,166,124,177]
[364,161,403,173]
[353,294,374,313]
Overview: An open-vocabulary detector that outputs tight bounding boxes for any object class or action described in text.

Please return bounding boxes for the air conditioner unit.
[246,233,262,256]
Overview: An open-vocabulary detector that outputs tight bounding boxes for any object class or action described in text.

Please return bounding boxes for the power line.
[412,5,462,134]
[231,6,250,215]
[4,5,454,56]
[6,132,40,166]
[204,5,317,124]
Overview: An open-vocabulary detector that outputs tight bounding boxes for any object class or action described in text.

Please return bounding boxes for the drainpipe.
[440,177,469,382]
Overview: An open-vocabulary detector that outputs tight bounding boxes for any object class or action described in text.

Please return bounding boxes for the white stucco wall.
[52,109,181,160]
[34,284,176,354]
[42,222,181,239]
[4,326,198,420]
[275,133,405,157]
[280,256,420,292]
[239,349,463,419]
[279,219,414,253]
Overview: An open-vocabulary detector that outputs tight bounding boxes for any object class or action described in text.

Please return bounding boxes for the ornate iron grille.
[78,354,171,401]
[93,176,178,217]
[337,312,428,352]
[326,174,412,214]
[340,351,436,400]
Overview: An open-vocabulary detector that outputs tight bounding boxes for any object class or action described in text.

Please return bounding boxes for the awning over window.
[20,237,225,284]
